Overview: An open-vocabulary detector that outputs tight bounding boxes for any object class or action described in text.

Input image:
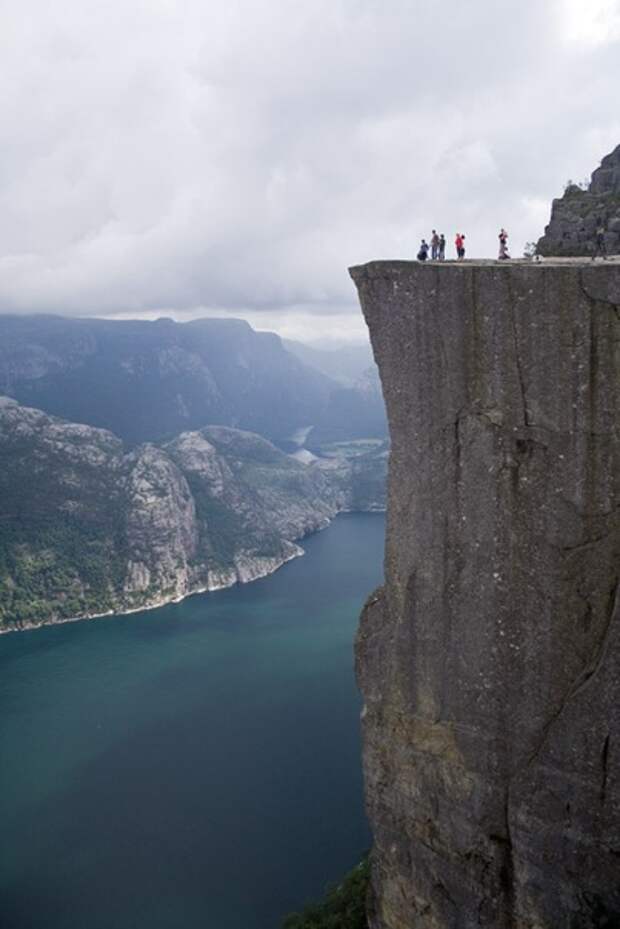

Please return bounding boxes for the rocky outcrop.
[538,144,620,256]
[315,441,389,513]
[165,425,343,567]
[350,260,620,928]
[123,445,200,603]
[0,399,386,630]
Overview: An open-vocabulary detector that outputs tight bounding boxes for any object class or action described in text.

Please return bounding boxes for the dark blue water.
[0,513,384,929]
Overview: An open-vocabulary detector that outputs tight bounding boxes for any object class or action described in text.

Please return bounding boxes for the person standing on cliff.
[430,230,440,260]
[499,228,510,259]
[417,239,429,261]
[439,234,446,260]
[592,225,608,260]
[455,233,465,259]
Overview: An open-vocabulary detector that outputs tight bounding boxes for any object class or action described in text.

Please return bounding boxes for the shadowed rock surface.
[538,144,620,257]
[350,259,620,928]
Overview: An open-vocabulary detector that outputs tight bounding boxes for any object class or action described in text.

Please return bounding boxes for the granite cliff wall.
[350,260,620,928]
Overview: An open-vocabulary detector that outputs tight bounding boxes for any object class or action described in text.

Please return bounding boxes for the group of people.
[417,228,511,261]
[415,223,612,263]
[417,231,456,262]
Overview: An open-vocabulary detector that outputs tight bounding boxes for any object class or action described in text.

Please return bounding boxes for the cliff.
[537,143,620,257]
[0,398,385,630]
[350,259,620,928]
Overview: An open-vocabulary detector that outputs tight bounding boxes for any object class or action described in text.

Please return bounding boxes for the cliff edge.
[350,259,620,928]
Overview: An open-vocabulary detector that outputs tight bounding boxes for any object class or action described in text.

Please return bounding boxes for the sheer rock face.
[537,144,620,256]
[350,260,620,929]
[124,444,200,600]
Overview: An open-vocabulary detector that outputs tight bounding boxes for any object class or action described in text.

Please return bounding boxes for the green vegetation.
[282,858,370,929]
[0,420,129,627]
[0,516,127,625]
[187,475,285,571]
[0,403,386,630]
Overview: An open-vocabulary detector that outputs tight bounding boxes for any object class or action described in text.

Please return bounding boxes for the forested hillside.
[0,397,386,629]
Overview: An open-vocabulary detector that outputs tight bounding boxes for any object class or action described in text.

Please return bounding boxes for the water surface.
[0,513,384,929]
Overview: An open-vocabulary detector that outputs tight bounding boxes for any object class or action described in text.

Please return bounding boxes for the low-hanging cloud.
[0,0,619,336]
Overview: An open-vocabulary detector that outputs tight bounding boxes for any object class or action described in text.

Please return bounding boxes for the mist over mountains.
[0,315,386,446]
[283,339,374,385]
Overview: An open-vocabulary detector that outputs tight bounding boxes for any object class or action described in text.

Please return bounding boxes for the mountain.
[314,440,388,512]
[0,315,334,445]
[307,365,388,448]
[282,338,388,444]
[283,338,375,385]
[537,143,620,256]
[0,397,385,630]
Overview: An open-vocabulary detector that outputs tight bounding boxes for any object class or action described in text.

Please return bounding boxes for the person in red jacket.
[455,233,466,259]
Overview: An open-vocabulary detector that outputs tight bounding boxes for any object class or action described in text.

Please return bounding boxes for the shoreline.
[0,509,385,636]
[0,546,305,637]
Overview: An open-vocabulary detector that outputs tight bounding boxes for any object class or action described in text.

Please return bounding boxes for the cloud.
[561,0,620,44]
[0,0,619,337]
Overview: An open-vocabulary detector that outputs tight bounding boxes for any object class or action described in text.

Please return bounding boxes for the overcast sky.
[1,0,619,342]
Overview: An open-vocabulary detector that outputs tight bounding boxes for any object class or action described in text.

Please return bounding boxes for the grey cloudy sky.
[1,0,619,341]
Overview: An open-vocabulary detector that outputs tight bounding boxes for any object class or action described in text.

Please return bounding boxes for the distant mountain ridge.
[283,338,375,385]
[0,315,333,445]
[307,365,387,448]
[0,396,386,630]
[0,314,387,446]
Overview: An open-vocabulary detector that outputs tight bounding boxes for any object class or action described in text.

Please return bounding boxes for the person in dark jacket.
[498,228,510,259]
[592,225,608,260]
[418,239,430,261]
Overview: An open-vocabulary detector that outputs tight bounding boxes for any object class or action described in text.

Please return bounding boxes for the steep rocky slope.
[0,398,385,630]
[537,143,620,256]
[350,260,620,928]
